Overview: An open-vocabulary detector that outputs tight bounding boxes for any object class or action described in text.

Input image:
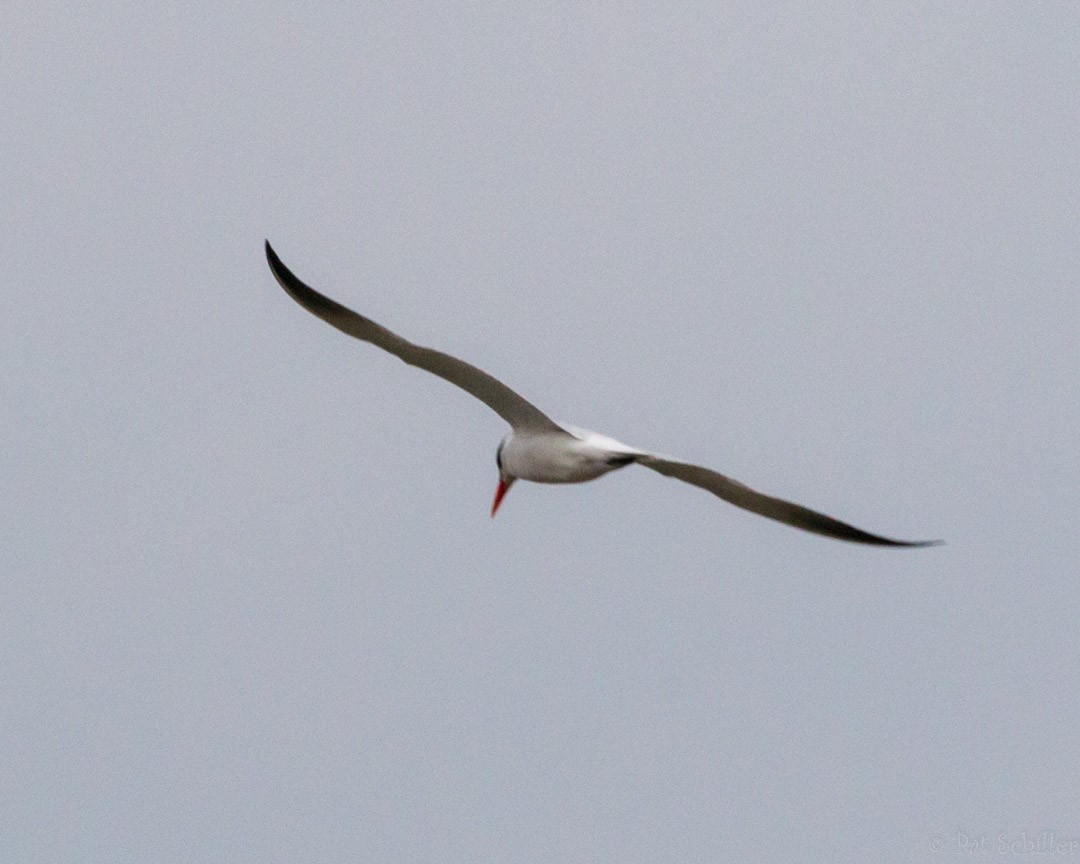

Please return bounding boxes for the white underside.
[500,425,647,484]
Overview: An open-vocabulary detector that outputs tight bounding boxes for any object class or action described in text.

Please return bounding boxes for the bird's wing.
[266,242,563,432]
[634,453,940,547]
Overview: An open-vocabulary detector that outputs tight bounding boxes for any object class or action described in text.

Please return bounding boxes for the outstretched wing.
[266,242,562,432]
[635,453,940,547]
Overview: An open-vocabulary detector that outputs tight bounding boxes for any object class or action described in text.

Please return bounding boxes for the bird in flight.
[265,241,939,547]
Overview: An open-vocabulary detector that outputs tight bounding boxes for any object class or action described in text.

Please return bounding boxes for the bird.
[265,241,939,547]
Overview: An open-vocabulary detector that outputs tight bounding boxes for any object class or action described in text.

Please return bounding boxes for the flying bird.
[265,241,939,547]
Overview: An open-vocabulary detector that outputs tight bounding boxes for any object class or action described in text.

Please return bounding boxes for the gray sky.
[4,2,1078,861]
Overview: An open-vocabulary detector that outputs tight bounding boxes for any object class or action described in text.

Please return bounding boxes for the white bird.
[266,242,939,547]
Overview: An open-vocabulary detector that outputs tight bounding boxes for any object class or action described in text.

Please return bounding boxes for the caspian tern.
[266,241,939,547]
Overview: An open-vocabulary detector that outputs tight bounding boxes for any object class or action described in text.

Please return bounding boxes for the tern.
[266,241,939,547]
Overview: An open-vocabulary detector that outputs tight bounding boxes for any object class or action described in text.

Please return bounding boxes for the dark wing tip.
[803,518,944,548]
[263,240,331,314]
[820,528,944,548]
[264,239,288,284]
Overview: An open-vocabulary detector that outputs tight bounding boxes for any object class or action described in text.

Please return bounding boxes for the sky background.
[4,2,1079,861]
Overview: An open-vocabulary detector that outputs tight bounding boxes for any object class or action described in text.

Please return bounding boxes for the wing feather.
[266,242,561,432]
[636,454,940,547]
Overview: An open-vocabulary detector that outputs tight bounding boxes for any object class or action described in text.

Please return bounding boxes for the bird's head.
[491,436,515,517]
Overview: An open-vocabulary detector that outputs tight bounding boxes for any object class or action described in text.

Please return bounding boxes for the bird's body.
[498,428,638,484]
[265,241,940,547]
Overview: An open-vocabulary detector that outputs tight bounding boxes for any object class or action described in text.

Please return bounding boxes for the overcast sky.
[4,2,1079,861]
